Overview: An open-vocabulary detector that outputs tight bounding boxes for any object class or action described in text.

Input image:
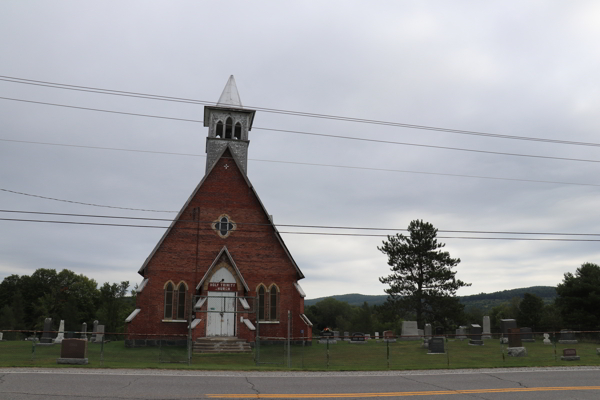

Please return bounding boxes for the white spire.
[216,75,243,107]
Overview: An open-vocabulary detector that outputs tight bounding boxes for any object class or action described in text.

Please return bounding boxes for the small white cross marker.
[224,164,229,169]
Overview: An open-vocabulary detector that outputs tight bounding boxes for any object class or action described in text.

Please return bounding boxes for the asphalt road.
[1,367,600,399]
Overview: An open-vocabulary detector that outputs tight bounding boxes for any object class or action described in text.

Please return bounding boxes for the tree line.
[0,268,134,340]
[307,220,600,335]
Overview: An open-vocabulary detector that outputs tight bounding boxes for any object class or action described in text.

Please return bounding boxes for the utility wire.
[0,188,177,213]
[3,97,600,164]
[3,209,600,237]
[2,75,600,148]
[1,217,600,242]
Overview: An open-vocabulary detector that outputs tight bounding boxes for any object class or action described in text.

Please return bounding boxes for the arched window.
[175,282,187,320]
[257,284,266,321]
[215,121,223,138]
[164,282,174,319]
[225,117,233,139]
[234,123,242,140]
[257,283,279,321]
[269,284,279,321]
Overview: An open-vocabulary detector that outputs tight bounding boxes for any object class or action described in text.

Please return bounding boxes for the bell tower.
[204,76,255,175]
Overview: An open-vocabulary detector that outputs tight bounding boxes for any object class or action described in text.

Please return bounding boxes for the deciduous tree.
[556,262,600,330]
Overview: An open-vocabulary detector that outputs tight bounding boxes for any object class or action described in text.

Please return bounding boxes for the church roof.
[138,143,304,280]
[216,75,243,107]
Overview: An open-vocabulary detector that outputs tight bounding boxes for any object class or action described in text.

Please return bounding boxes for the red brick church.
[126,76,311,346]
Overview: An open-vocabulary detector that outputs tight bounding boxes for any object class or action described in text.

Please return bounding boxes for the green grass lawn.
[1,338,599,371]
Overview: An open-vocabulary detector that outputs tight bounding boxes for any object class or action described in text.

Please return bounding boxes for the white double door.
[206,269,236,337]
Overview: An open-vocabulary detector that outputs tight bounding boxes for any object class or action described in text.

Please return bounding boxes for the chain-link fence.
[1,329,599,369]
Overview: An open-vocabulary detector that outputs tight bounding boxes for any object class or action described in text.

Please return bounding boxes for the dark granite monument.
[469,324,483,346]
[507,328,522,348]
[559,330,578,344]
[39,318,54,345]
[350,332,367,344]
[561,348,580,361]
[428,337,445,354]
[520,327,535,342]
[57,339,89,365]
[319,329,336,344]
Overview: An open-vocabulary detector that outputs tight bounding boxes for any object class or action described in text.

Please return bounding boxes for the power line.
[3,75,600,148]
[3,209,600,237]
[4,97,600,164]
[2,217,600,242]
[0,188,177,213]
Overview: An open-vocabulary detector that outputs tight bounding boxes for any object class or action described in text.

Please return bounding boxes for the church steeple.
[204,76,255,176]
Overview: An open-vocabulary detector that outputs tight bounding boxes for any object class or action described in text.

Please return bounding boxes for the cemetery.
[3,318,600,370]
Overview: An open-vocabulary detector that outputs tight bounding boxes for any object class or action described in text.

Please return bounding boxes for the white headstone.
[53,320,65,344]
[375,332,379,340]
[95,325,105,343]
[543,333,552,345]
[482,316,492,339]
[401,321,420,340]
[0,332,3,341]
[424,324,432,339]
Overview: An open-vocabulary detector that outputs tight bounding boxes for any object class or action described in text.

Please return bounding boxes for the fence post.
[446,336,450,367]
[386,339,390,369]
[301,330,305,369]
[287,310,291,369]
[553,331,557,362]
[100,336,104,366]
[326,337,330,369]
[31,331,36,361]
[255,317,260,366]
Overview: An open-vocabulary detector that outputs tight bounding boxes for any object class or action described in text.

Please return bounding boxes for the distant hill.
[304,293,387,307]
[305,286,557,311]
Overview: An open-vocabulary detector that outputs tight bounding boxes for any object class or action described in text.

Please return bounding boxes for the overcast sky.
[1,1,600,299]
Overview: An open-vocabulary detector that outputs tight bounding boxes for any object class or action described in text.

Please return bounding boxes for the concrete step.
[193,337,252,354]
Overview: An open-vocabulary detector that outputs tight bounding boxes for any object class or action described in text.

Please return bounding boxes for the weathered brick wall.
[127,148,310,342]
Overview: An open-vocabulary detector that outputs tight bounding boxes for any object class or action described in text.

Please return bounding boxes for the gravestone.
[90,320,98,342]
[428,337,445,354]
[482,316,492,339]
[344,331,350,341]
[424,324,432,339]
[80,322,88,340]
[500,319,517,344]
[520,327,535,342]
[0,332,3,341]
[383,330,396,343]
[507,328,522,348]
[375,332,379,340]
[561,348,580,361]
[455,326,467,340]
[40,318,54,345]
[469,324,483,345]
[350,332,367,344]
[506,347,527,357]
[57,339,89,365]
[401,321,420,340]
[505,327,526,357]
[319,329,336,344]
[558,330,578,344]
[543,333,552,345]
[365,333,371,341]
[94,325,105,343]
[333,331,340,340]
[434,326,444,336]
[54,320,65,344]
